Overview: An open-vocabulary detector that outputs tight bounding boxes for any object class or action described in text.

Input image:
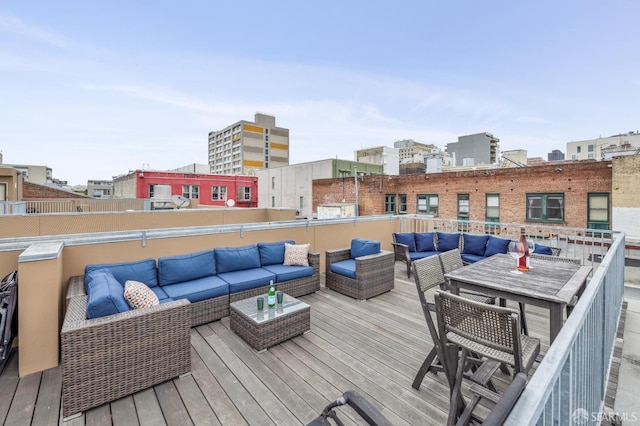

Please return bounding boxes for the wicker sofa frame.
[325,248,394,300]
[61,293,191,419]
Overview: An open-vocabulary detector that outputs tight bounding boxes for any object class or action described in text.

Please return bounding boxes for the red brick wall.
[313,160,612,228]
[22,182,87,199]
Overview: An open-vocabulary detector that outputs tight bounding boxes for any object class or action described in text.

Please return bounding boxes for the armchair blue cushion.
[258,240,295,266]
[436,232,460,252]
[533,243,554,255]
[350,238,381,259]
[215,244,261,273]
[330,259,357,279]
[85,269,131,319]
[462,234,490,256]
[84,258,158,291]
[393,232,416,252]
[484,235,512,257]
[415,232,436,252]
[158,250,215,286]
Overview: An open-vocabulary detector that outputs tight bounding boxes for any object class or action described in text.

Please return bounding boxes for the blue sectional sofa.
[392,232,512,278]
[68,240,320,326]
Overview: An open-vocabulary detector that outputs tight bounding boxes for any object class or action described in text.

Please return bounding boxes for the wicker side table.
[230,293,310,352]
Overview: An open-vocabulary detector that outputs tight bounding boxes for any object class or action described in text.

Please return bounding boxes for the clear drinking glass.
[256,296,264,310]
[508,242,524,274]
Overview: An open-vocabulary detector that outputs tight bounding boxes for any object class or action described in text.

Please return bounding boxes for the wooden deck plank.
[188,338,243,425]
[133,388,166,426]
[85,404,112,425]
[110,396,139,426]
[192,325,267,425]
[203,320,301,425]
[154,380,193,426]
[210,319,319,424]
[0,351,19,424]
[31,366,62,426]
[173,372,219,425]
[4,370,41,425]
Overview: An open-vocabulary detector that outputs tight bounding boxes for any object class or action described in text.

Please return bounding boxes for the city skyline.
[2,1,639,185]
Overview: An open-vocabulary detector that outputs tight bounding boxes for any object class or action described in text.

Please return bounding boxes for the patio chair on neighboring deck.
[435,291,540,426]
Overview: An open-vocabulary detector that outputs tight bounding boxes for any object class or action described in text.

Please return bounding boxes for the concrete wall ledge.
[18,242,64,262]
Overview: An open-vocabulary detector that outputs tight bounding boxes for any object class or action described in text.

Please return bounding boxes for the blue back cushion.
[415,233,436,252]
[85,269,130,319]
[84,258,158,290]
[350,238,381,259]
[534,243,553,255]
[436,232,460,252]
[462,234,490,256]
[393,233,416,252]
[215,244,261,273]
[484,235,512,257]
[158,249,216,286]
[258,240,295,265]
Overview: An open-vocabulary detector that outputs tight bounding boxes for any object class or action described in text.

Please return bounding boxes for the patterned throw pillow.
[283,243,310,266]
[124,280,160,309]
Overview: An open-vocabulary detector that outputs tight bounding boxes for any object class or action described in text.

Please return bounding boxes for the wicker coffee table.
[229,293,310,352]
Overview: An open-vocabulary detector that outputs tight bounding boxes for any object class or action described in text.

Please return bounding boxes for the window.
[398,194,407,214]
[526,193,564,222]
[486,194,499,223]
[587,193,609,230]
[385,194,396,214]
[457,194,469,221]
[271,196,275,207]
[576,146,581,153]
[271,177,275,189]
[299,196,304,210]
[588,144,594,152]
[417,194,438,216]
[182,185,199,199]
[211,185,227,201]
[238,186,251,200]
[148,184,156,198]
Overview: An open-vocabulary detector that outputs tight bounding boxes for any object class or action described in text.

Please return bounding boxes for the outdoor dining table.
[444,253,592,343]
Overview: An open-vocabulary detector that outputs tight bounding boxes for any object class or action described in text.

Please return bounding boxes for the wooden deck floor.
[0,265,622,425]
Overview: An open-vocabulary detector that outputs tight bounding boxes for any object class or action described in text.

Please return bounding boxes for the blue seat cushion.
[262,264,314,282]
[85,269,131,319]
[85,258,158,291]
[330,259,356,279]
[218,268,276,294]
[393,233,416,252]
[157,249,215,286]
[484,235,512,257]
[258,240,295,266]
[461,253,486,264]
[462,234,490,256]
[161,275,229,303]
[409,251,440,261]
[534,244,553,255]
[150,286,170,302]
[415,232,436,252]
[215,245,261,273]
[437,232,461,252]
[350,238,381,259]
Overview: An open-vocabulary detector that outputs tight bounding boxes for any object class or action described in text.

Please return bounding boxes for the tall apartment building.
[547,149,565,161]
[208,113,289,175]
[445,132,499,167]
[354,146,400,175]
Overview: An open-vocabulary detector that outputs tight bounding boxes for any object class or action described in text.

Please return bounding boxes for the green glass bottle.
[267,280,276,308]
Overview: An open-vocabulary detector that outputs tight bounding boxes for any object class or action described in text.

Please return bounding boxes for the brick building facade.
[313,160,613,230]
[22,182,87,199]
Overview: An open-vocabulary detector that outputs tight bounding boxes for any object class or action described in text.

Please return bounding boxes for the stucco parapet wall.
[18,242,64,262]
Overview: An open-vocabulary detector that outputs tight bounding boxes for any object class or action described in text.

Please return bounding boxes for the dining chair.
[411,256,499,392]
[435,291,540,426]
[439,249,495,305]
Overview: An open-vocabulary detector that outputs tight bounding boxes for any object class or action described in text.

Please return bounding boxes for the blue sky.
[2,1,639,185]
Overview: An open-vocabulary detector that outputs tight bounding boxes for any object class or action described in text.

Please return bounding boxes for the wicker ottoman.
[230,293,310,352]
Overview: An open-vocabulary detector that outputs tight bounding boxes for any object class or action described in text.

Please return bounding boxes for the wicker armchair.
[325,246,394,300]
[61,286,192,418]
